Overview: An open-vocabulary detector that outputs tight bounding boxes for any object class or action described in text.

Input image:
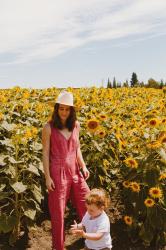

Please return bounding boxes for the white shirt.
[82,211,112,250]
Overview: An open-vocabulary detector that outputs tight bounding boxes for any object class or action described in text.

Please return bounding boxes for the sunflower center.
[129,160,135,165]
[153,190,159,194]
[88,121,98,129]
[150,120,156,125]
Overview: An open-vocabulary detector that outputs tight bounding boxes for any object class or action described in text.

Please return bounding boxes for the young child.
[71,188,112,250]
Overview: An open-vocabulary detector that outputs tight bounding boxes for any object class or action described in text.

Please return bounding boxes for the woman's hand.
[46,176,55,191]
[82,166,90,180]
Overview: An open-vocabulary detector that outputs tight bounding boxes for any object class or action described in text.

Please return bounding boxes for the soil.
[1,218,165,250]
[0,201,165,250]
[0,219,86,250]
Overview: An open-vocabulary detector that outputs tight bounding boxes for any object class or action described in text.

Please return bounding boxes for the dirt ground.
[1,219,165,250]
[25,221,166,250]
[26,220,84,250]
[0,220,84,250]
[0,200,165,250]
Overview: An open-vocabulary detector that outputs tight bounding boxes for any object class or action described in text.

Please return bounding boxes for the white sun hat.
[56,91,74,106]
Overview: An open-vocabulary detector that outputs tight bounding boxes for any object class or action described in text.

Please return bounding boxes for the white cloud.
[0,0,166,64]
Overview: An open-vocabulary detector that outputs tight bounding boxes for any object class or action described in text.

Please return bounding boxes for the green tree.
[139,81,145,87]
[107,78,112,88]
[117,82,121,88]
[146,78,159,88]
[159,79,164,89]
[113,77,117,88]
[123,80,129,87]
[130,72,139,87]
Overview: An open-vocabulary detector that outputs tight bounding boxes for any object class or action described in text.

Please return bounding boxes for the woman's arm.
[77,145,90,180]
[76,121,90,180]
[42,123,55,191]
[77,146,86,169]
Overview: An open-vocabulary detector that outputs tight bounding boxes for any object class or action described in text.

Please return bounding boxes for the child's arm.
[72,229,104,241]
[82,231,104,240]
[71,219,104,240]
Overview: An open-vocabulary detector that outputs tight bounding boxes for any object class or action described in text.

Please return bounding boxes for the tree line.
[107,72,166,88]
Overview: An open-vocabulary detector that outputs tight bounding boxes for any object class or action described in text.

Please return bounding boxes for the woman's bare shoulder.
[75,120,80,126]
[43,122,51,134]
[75,120,80,130]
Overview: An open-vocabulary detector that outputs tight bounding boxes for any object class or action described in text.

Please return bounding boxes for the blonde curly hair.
[85,188,110,208]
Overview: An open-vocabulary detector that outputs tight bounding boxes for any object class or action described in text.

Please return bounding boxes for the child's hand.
[72,229,85,237]
[70,220,84,237]
[70,220,78,231]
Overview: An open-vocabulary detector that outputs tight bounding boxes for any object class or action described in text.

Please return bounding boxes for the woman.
[42,90,90,250]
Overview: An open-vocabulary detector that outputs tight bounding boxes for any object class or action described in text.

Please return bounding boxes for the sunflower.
[144,198,155,207]
[87,119,99,132]
[115,133,126,147]
[159,173,166,181]
[13,86,21,93]
[124,216,133,226]
[31,127,38,138]
[99,114,108,121]
[141,120,146,125]
[24,128,32,139]
[47,101,55,108]
[0,93,8,103]
[130,182,140,193]
[119,140,126,150]
[122,181,130,188]
[23,91,30,99]
[118,122,125,129]
[161,118,166,124]
[124,157,138,169]
[132,109,141,115]
[128,128,137,136]
[151,110,158,114]
[23,102,30,111]
[97,129,106,138]
[35,103,45,113]
[159,135,166,144]
[149,118,160,127]
[75,99,85,111]
[146,140,162,149]
[149,187,163,199]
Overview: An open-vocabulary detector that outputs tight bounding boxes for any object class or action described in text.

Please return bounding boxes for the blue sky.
[0,0,166,89]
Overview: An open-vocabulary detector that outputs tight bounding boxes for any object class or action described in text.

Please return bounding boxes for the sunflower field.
[0,86,166,248]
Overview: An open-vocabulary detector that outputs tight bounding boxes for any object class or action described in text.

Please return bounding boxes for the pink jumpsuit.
[48,122,90,250]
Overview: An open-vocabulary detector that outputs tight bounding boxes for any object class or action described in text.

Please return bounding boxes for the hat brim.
[56,101,74,107]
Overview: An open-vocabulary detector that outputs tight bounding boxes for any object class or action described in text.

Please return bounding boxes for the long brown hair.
[51,103,76,131]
